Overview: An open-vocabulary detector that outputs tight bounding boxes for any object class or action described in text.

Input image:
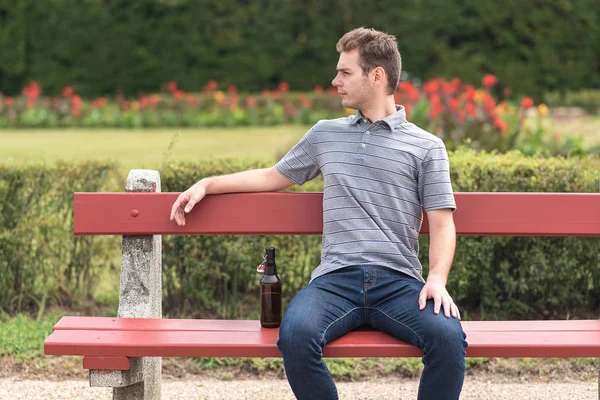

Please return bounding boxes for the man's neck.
[360,95,397,122]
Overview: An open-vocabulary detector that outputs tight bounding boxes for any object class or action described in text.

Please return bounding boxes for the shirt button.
[362,118,368,123]
[361,143,366,148]
[365,130,370,135]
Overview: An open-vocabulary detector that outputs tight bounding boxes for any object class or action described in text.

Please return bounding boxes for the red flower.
[22,81,41,99]
[206,80,218,91]
[448,98,459,113]
[327,86,337,96]
[482,74,498,88]
[398,81,420,103]
[167,81,178,93]
[185,94,196,106]
[465,103,476,117]
[313,85,324,95]
[246,96,257,107]
[301,98,313,109]
[228,85,237,95]
[429,97,443,119]
[429,94,442,106]
[422,79,441,96]
[173,90,184,100]
[520,97,534,109]
[494,117,507,132]
[442,81,455,96]
[450,78,461,91]
[91,97,107,108]
[464,86,476,102]
[71,95,82,107]
[481,93,496,113]
[150,94,161,105]
[228,95,239,105]
[261,89,270,98]
[279,82,290,93]
[4,96,14,106]
[62,86,74,97]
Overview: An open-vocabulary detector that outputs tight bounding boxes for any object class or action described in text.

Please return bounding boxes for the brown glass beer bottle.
[260,246,282,328]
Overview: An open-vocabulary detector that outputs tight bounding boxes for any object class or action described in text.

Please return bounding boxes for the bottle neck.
[264,259,277,275]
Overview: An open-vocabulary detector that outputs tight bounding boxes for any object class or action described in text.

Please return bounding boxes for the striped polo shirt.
[275,105,456,283]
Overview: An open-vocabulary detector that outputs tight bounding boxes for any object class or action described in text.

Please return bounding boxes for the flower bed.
[0,76,590,156]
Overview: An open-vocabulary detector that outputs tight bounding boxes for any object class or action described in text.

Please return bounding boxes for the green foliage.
[0,313,56,362]
[545,90,600,115]
[0,161,120,314]
[1,152,600,320]
[0,0,598,98]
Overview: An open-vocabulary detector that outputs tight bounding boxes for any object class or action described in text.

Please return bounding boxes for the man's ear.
[372,66,386,88]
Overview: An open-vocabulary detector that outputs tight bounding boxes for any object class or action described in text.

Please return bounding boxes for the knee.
[424,318,467,354]
[278,316,323,356]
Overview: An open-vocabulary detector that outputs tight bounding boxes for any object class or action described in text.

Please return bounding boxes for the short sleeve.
[275,128,320,185]
[418,141,456,211]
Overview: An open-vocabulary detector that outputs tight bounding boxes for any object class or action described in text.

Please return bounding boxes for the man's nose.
[332,74,341,87]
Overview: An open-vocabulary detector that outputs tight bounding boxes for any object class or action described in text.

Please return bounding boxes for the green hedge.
[0,161,120,315]
[2,151,600,320]
[0,0,598,99]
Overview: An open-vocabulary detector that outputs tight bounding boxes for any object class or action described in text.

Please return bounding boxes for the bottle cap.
[266,246,275,259]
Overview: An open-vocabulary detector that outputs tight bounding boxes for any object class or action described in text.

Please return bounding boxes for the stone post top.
[126,170,161,193]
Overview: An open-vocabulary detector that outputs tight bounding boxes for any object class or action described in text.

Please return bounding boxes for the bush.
[2,78,594,158]
[544,89,600,115]
[2,153,599,320]
[0,0,598,98]
[0,161,120,315]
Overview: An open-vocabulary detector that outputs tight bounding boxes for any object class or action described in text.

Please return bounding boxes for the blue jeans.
[277,266,467,400]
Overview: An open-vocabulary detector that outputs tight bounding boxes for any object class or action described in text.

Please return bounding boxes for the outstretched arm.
[170,167,295,226]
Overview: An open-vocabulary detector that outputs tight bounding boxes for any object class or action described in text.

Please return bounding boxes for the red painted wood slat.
[52,316,600,333]
[82,356,130,370]
[44,328,600,359]
[74,192,600,236]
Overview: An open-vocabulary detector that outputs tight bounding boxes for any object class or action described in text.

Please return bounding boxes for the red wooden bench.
[43,170,600,399]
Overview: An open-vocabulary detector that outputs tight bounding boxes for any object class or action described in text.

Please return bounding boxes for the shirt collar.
[349,105,407,129]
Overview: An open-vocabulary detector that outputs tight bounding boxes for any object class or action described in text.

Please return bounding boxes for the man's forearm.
[201,167,293,195]
[427,220,456,285]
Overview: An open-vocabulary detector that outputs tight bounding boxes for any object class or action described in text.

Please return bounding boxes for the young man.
[170,27,467,400]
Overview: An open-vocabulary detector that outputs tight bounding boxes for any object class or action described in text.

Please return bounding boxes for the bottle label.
[256,254,267,273]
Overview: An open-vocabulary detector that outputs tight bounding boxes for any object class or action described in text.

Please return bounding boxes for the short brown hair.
[336,27,401,95]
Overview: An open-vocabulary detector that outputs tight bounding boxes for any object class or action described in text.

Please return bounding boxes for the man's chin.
[341,99,357,109]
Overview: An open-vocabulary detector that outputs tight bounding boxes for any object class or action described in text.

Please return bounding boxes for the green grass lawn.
[0,116,598,171]
[548,115,600,147]
[0,126,310,171]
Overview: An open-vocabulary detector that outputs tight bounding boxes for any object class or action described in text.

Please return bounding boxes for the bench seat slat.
[44,328,600,359]
[52,316,600,333]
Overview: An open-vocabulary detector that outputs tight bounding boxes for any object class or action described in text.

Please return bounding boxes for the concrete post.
[88,170,162,400]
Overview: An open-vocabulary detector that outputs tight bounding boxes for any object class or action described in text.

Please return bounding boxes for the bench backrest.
[74,192,600,236]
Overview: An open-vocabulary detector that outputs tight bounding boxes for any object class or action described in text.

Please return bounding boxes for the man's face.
[331,50,372,110]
